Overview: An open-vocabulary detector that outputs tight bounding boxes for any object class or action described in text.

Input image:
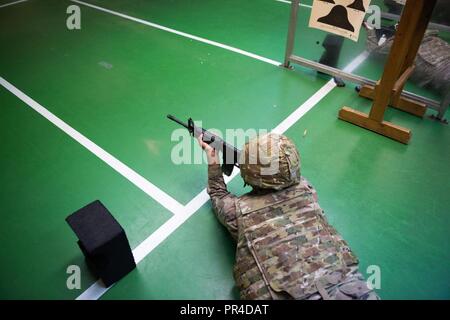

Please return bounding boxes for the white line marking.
[273,79,336,134]
[76,281,110,300]
[1,0,368,299]
[0,0,369,301]
[0,0,28,9]
[343,51,370,73]
[77,172,241,300]
[0,76,185,216]
[77,48,370,299]
[273,51,370,134]
[275,0,312,9]
[71,0,281,67]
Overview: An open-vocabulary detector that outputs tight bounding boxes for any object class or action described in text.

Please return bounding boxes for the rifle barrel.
[167,114,189,129]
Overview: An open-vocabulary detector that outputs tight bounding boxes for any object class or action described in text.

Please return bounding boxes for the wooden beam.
[339,107,411,144]
[395,97,427,118]
[338,0,436,143]
[399,0,437,76]
[393,65,415,94]
[368,0,434,122]
[358,85,427,117]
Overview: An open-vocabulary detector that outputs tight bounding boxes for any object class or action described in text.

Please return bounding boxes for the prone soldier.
[198,133,379,300]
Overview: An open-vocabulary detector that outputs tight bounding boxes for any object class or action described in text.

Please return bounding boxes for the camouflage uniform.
[207,134,379,300]
[366,28,450,97]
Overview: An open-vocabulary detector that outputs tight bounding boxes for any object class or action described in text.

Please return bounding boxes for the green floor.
[0,0,449,300]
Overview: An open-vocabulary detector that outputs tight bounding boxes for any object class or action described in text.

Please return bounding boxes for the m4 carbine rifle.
[167,115,241,176]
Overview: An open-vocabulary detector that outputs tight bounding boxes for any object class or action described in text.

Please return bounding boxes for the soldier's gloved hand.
[197,134,220,165]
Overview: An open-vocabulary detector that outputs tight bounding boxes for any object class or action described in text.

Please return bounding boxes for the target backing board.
[309,0,372,41]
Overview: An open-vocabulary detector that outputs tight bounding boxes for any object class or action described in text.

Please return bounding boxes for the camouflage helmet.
[239,133,301,190]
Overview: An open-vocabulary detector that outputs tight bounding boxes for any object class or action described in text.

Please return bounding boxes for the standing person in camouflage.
[198,133,379,300]
[365,23,450,100]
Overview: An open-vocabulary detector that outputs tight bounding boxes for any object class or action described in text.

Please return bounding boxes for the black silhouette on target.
[319,0,336,3]
[317,5,355,32]
[348,0,366,12]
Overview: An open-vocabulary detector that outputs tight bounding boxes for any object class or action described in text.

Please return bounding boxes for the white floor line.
[0,77,185,216]
[273,79,336,134]
[71,0,281,67]
[77,173,240,300]
[343,51,370,73]
[1,0,368,300]
[273,51,370,134]
[76,280,110,300]
[77,48,370,300]
[0,0,28,9]
[275,0,312,9]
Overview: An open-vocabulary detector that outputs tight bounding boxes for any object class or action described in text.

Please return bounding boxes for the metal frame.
[439,90,450,120]
[283,0,448,120]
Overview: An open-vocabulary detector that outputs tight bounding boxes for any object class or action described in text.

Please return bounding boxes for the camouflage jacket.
[207,165,359,300]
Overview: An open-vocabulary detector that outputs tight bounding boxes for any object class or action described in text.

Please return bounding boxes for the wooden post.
[339,0,437,144]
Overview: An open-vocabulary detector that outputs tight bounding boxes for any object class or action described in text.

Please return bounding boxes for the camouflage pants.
[254,268,380,300]
[307,269,380,300]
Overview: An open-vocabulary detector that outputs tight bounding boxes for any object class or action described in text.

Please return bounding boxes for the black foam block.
[66,200,136,287]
